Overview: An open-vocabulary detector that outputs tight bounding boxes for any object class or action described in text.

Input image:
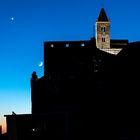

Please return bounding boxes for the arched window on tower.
[102,37,105,42]
[101,27,106,32]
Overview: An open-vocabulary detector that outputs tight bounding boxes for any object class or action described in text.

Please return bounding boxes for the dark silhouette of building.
[4,8,140,140]
[0,125,2,135]
[0,126,7,140]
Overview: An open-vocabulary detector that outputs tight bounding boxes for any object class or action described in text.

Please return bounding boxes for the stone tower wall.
[96,21,110,49]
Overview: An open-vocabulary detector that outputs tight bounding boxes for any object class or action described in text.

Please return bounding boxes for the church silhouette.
[4,8,140,140]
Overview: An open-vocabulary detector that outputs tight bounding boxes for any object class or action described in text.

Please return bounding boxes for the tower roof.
[98,8,109,21]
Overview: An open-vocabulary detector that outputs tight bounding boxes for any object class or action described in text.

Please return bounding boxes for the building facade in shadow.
[5,8,140,140]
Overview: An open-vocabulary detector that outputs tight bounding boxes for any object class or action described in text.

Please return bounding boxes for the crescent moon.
[39,61,43,67]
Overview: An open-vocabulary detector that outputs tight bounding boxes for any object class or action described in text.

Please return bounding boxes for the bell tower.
[96,8,110,49]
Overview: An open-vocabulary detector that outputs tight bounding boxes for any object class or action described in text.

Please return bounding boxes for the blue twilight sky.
[0,0,140,133]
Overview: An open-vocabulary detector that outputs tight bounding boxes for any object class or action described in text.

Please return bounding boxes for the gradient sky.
[0,0,140,133]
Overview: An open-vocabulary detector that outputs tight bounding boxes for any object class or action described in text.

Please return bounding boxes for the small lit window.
[81,43,85,47]
[65,44,69,47]
[31,128,37,132]
[50,44,54,48]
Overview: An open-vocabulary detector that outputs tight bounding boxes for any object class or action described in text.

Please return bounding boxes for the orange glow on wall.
[0,118,6,134]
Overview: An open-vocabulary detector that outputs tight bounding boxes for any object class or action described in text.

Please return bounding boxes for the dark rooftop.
[98,8,109,21]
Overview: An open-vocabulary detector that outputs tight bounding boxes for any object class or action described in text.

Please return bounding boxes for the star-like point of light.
[11,17,14,21]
